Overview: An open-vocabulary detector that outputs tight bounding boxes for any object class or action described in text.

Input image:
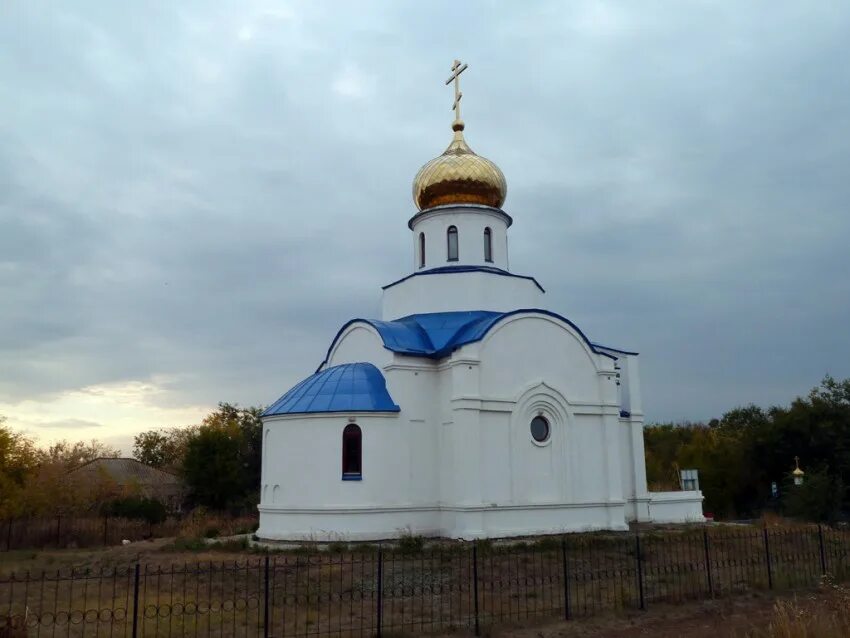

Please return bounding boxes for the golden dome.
[413,121,507,211]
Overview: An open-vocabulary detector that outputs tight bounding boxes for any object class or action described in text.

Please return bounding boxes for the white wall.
[260,413,406,509]
[410,205,510,270]
[259,308,694,540]
[381,270,544,319]
[648,491,705,523]
[325,324,393,369]
[476,315,616,402]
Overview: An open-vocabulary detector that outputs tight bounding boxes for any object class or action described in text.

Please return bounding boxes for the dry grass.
[1,524,849,637]
[747,576,850,637]
[176,509,258,540]
[758,511,802,528]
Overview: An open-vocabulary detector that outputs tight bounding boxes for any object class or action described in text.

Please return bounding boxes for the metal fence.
[2,517,183,551]
[1,525,849,637]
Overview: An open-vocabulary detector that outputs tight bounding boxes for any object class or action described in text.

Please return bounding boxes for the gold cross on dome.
[794,456,800,469]
[445,59,468,122]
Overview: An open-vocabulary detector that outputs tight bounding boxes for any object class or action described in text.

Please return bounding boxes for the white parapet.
[647,491,706,524]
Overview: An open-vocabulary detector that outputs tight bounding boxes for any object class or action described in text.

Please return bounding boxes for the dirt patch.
[0,537,254,575]
[471,593,796,638]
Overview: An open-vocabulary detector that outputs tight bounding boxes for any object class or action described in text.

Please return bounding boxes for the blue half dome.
[263,362,400,417]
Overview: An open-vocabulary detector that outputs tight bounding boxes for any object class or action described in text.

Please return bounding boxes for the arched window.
[447,226,459,261]
[419,232,426,268]
[483,227,493,263]
[342,424,362,479]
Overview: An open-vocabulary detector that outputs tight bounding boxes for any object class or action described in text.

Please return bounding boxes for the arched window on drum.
[483,227,493,263]
[342,424,362,480]
[447,226,459,262]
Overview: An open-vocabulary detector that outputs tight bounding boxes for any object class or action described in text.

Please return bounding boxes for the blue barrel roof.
[263,362,400,417]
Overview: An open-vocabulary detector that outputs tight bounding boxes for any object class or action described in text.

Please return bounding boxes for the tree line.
[0,403,261,520]
[4,377,849,524]
[0,425,123,519]
[644,376,850,522]
[131,403,262,512]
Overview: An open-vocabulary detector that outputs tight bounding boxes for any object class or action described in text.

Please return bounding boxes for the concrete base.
[257,500,633,542]
[647,491,705,523]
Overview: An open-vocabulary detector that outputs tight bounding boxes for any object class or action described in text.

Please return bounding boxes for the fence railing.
[1,517,183,551]
[1,525,849,637]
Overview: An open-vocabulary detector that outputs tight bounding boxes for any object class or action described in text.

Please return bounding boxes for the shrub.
[475,538,494,555]
[783,466,845,523]
[177,509,258,539]
[165,537,207,551]
[102,497,167,524]
[212,537,250,552]
[747,577,850,637]
[397,534,425,554]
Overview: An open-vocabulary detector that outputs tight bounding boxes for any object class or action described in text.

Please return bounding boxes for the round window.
[530,416,550,443]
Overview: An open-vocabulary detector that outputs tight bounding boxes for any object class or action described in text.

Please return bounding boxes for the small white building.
[257,65,703,541]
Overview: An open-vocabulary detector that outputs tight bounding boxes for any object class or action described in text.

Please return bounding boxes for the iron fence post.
[472,543,480,636]
[56,514,61,547]
[703,528,714,596]
[264,555,270,638]
[5,519,11,551]
[132,563,141,638]
[376,549,383,638]
[103,516,108,546]
[818,525,828,575]
[635,533,646,611]
[561,536,571,620]
[763,527,773,589]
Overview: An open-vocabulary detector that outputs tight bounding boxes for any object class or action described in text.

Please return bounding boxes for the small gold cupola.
[412,60,507,211]
[792,456,805,486]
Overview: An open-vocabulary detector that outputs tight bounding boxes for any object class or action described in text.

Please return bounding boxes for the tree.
[132,427,196,470]
[133,431,169,467]
[181,403,263,510]
[644,422,751,517]
[41,439,121,469]
[103,496,167,524]
[644,376,850,521]
[783,466,845,523]
[0,418,41,518]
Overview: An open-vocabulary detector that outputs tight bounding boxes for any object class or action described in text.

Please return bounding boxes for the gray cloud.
[2,1,849,429]
[32,418,106,430]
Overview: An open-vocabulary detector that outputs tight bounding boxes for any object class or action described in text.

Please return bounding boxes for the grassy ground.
[0,524,848,637]
[469,582,850,637]
[0,537,250,576]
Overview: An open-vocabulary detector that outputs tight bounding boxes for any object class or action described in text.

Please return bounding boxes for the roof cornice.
[407,204,512,230]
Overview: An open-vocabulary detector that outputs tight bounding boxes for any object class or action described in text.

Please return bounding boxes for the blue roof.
[263,362,400,417]
[592,343,640,356]
[366,311,506,357]
[320,309,624,370]
[382,265,545,293]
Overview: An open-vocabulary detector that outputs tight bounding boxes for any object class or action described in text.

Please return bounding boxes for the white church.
[257,62,704,542]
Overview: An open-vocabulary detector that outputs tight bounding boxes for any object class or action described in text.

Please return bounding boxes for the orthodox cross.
[445,59,468,123]
[794,456,800,469]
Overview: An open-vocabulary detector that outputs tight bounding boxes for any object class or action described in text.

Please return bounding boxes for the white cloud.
[331,63,376,100]
[0,378,209,452]
[0,0,849,434]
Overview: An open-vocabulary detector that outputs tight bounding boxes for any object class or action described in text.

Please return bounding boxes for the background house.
[67,458,186,513]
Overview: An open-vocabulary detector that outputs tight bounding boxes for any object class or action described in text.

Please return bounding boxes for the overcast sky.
[2,1,849,453]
